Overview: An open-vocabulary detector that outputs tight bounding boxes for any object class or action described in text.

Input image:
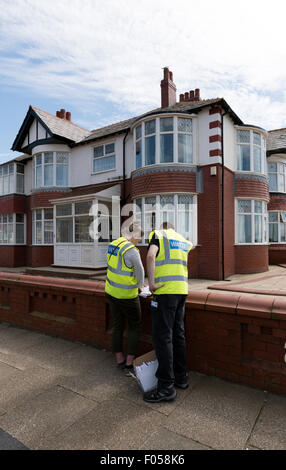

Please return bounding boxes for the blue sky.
[1,0,286,164]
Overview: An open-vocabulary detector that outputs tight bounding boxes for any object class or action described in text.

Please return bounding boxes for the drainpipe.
[122,129,129,206]
[221,111,227,281]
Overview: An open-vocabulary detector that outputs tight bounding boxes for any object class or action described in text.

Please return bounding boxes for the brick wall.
[131,169,196,199]
[269,246,286,264]
[235,245,269,274]
[268,194,286,211]
[1,274,286,395]
[0,195,26,213]
[235,178,269,200]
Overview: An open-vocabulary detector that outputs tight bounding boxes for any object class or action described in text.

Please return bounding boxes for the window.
[269,211,286,243]
[33,152,70,188]
[55,200,113,244]
[32,208,53,245]
[134,116,193,169]
[93,143,115,173]
[0,162,24,195]
[237,129,266,173]
[133,194,197,245]
[236,199,268,244]
[268,162,286,192]
[0,213,25,244]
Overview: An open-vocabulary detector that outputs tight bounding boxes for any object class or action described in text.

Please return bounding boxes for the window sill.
[91,168,116,176]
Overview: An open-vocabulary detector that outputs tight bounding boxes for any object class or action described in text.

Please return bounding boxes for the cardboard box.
[133,350,158,393]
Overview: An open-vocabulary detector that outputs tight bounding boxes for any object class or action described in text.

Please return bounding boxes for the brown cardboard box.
[133,350,158,393]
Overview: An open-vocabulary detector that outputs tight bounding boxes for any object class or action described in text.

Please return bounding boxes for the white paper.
[139,285,152,298]
[134,359,158,392]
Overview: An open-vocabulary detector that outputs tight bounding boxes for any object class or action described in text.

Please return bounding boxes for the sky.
[1,0,286,164]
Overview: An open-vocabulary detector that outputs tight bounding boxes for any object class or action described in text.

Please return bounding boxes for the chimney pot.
[56,111,61,117]
[195,88,200,100]
[184,92,189,101]
[190,90,195,101]
[66,111,71,121]
[179,93,184,102]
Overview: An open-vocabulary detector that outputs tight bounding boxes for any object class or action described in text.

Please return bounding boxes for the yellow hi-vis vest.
[149,228,192,295]
[105,237,139,299]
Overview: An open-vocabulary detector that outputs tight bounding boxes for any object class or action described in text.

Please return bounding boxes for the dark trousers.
[106,293,142,356]
[151,294,188,390]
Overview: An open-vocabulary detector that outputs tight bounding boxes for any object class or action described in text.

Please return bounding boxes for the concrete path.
[0,322,286,450]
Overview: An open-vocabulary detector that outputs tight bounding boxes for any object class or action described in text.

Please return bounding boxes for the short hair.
[160,221,174,230]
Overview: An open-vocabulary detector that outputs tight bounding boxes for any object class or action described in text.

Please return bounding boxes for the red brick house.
[0,68,278,280]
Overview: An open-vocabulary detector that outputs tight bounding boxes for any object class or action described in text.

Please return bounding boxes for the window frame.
[133,114,195,170]
[32,151,70,188]
[0,162,25,196]
[236,127,266,174]
[268,161,286,193]
[133,193,197,246]
[92,142,116,174]
[235,198,268,245]
[268,210,286,244]
[0,213,26,245]
[32,208,54,245]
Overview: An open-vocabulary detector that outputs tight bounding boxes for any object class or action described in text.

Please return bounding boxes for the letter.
[100,457,106,464]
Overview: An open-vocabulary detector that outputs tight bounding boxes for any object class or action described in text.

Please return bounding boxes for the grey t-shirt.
[123,248,144,289]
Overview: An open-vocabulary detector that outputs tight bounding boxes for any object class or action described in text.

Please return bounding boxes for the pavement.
[1,322,286,450]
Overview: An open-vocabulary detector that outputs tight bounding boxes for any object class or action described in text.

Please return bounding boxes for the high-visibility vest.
[149,228,192,295]
[105,237,139,299]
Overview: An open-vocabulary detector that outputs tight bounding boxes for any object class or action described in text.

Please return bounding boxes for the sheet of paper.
[135,359,158,392]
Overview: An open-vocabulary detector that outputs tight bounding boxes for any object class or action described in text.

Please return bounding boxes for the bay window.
[133,194,197,245]
[236,199,268,244]
[269,211,286,243]
[0,162,24,195]
[134,115,194,169]
[33,152,70,188]
[0,213,25,244]
[268,162,286,192]
[237,129,266,173]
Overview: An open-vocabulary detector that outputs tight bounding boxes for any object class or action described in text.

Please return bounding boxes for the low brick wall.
[0,273,286,395]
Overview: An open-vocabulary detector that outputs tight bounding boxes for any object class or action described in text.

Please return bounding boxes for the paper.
[139,285,152,297]
[134,359,158,392]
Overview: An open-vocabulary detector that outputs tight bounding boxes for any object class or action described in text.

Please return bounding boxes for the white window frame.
[236,128,266,174]
[133,114,195,170]
[235,199,268,245]
[268,211,286,244]
[133,193,197,246]
[92,142,116,174]
[268,161,286,193]
[32,151,70,188]
[0,213,26,245]
[0,162,25,196]
[32,208,54,245]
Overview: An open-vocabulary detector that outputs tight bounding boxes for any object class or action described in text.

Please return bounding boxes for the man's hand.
[149,283,165,293]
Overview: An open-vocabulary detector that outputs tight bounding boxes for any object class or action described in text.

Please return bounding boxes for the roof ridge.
[31,106,89,132]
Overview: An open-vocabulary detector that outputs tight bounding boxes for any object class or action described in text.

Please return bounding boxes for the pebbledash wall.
[1,272,286,395]
[3,67,286,279]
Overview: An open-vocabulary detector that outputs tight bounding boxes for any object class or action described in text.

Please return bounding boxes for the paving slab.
[140,427,211,450]
[0,326,46,354]
[163,375,266,450]
[249,393,286,450]
[0,385,97,449]
[39,397,166,450]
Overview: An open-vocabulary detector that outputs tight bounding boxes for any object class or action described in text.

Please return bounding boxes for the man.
[105,223,144,374]
[144,222,192,403]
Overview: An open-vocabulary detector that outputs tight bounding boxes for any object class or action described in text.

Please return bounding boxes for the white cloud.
[1,0,286,129]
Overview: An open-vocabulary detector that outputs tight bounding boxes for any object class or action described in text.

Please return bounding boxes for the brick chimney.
[56,109,72,121]
[179,88,201,102]
[161,67,177,108]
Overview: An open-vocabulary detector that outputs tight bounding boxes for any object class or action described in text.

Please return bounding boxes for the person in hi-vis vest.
[105,223,144,374]
[144,222,193,403]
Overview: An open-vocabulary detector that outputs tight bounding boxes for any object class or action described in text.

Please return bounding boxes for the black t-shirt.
[148,233,160,255]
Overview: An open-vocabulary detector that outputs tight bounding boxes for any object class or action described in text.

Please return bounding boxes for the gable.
[21,118,51,150]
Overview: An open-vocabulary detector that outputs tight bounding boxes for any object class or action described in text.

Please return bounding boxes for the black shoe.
[116,360,126,370]
[174,380,189,389]
[143,387,176,403]
[123,364,134,376]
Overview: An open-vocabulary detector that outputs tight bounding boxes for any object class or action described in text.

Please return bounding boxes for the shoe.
[174,380,189,390]
[123,364,134,376]
[143,387,177,403]
[116,360,126,370]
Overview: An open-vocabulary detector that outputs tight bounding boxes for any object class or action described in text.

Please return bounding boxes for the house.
[0,67,278,280]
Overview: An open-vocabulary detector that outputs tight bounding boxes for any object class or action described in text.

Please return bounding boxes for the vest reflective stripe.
[106,277,138,289]
[154,275,188,283]
[149,229,192,295]
[105,237,138,299]
[155,259,187,267]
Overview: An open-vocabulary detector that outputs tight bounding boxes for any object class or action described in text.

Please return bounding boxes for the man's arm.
[146,244,164,293]
[123,248,145,289]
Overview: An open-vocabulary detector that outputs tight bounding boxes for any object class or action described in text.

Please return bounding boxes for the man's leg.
[106,294,125,365]
[173,295,188,388]
[124,296,142,366]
